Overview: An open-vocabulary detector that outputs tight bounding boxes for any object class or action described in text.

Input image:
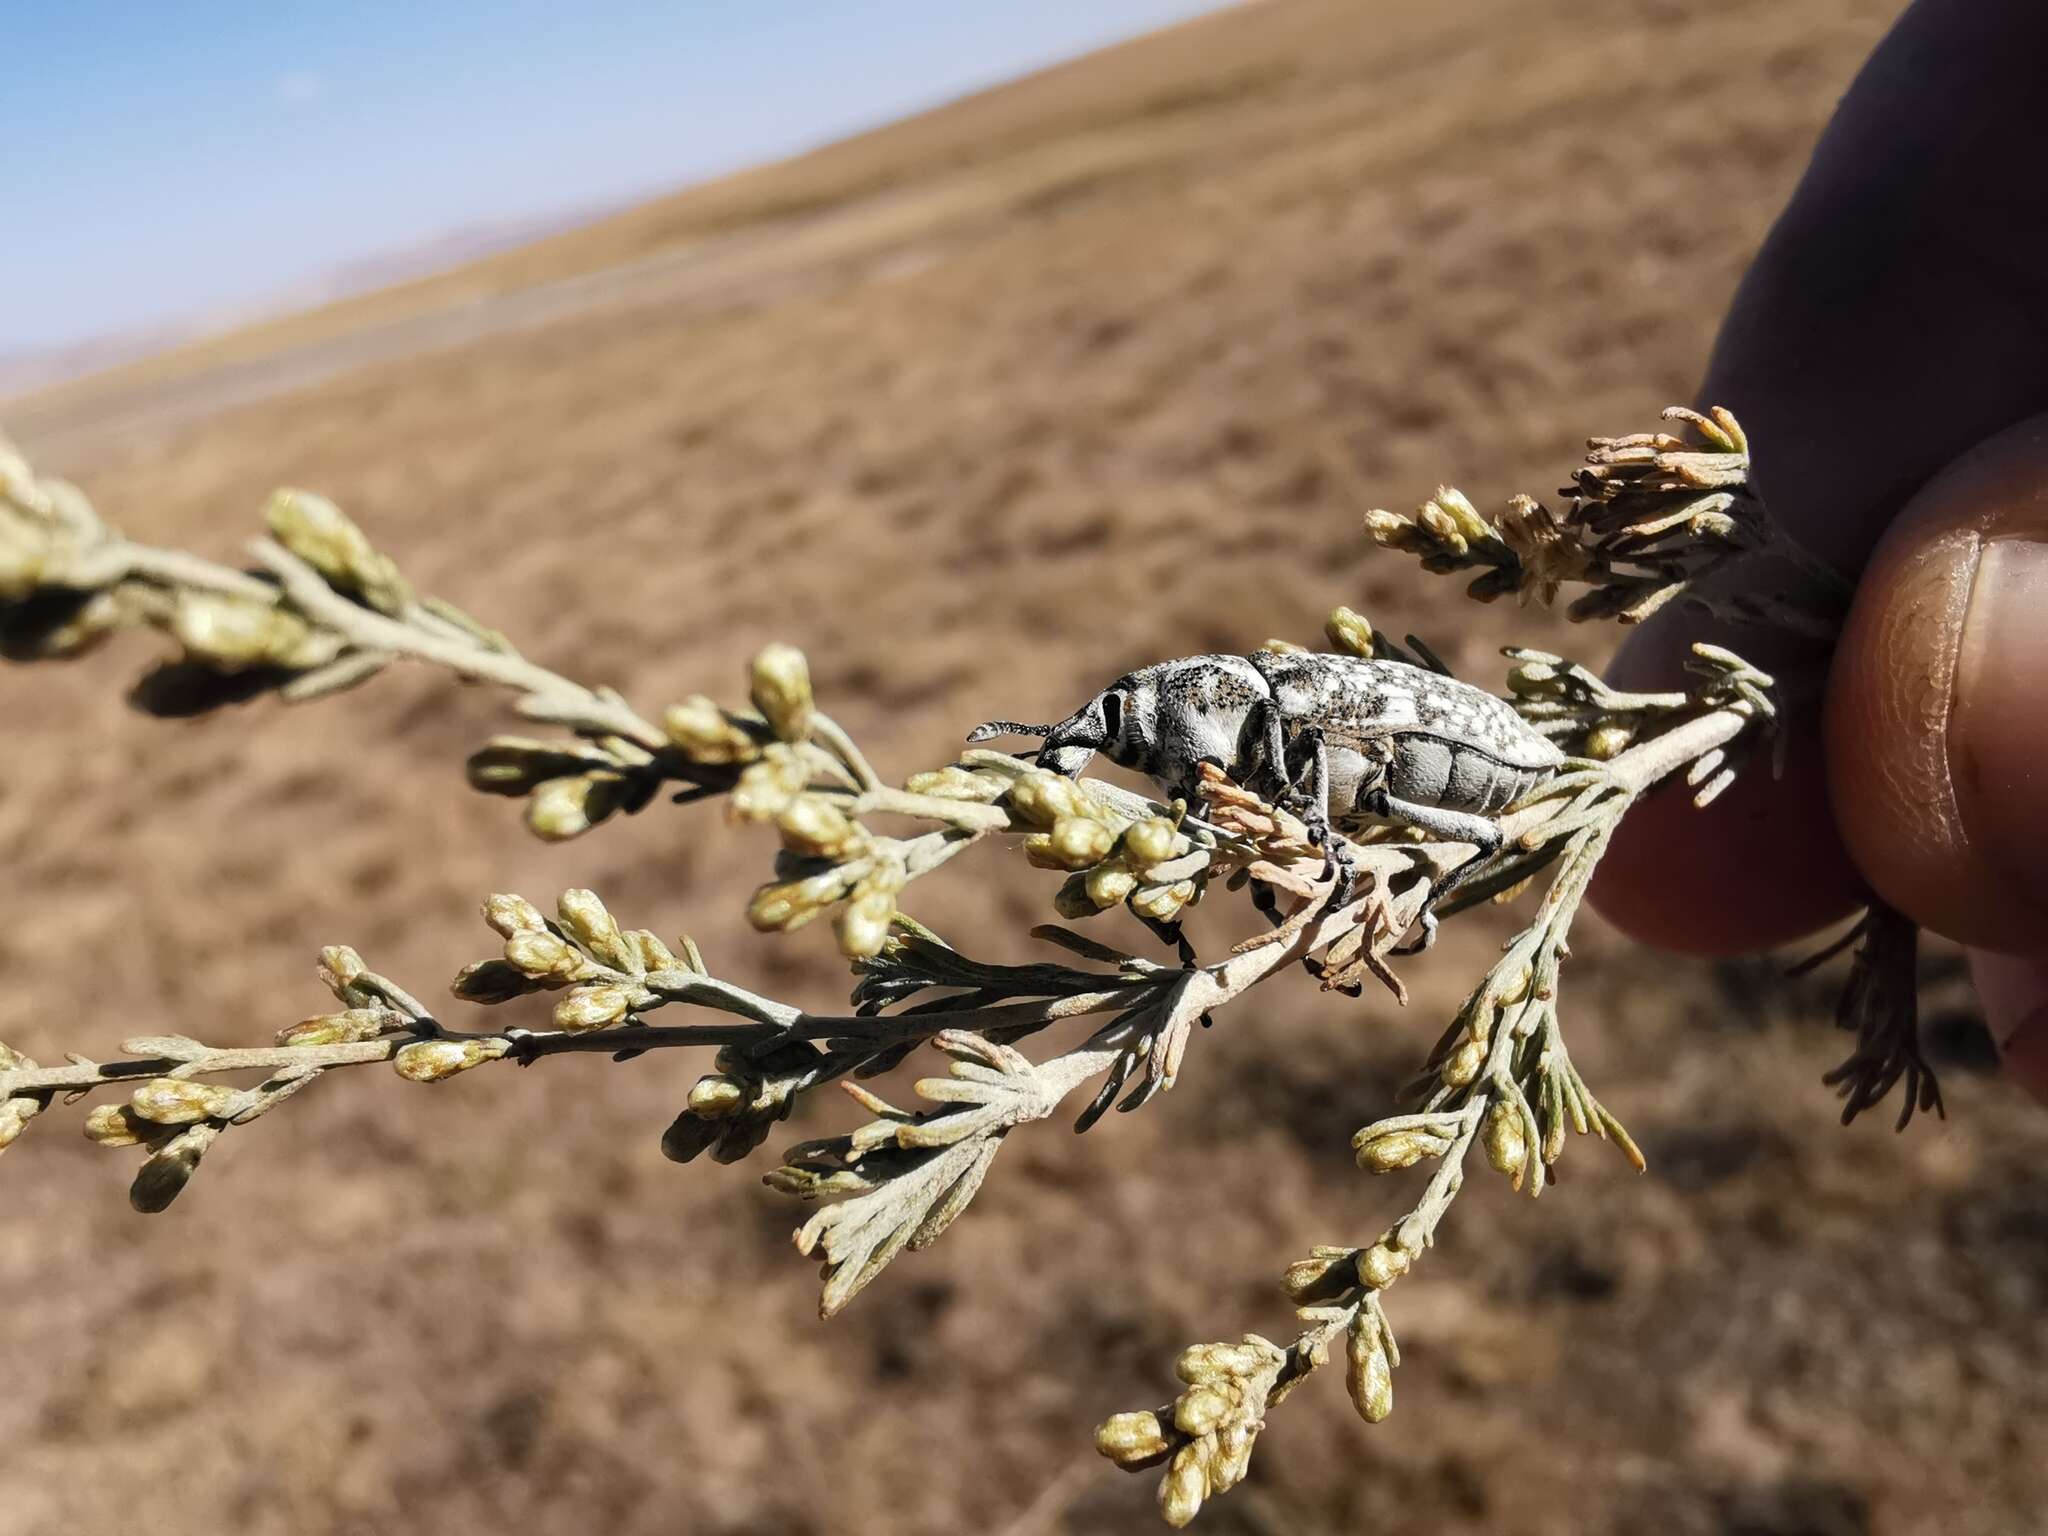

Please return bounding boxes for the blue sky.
[8,1,1228,352]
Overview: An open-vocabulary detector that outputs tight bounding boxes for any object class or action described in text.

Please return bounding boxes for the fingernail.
[1952,537,2048,908]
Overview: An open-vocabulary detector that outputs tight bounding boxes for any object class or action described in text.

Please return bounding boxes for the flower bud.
[1417,502,1468,556]
[1438,486,1493,542]
[1158,1447,1209,1529]
[1173,1385,1231,1438]
[482,893,547,939]
[318,945,368,992]
[556,888,633,971]
[749,644,815,742]
[1584,720,1636,760]
[1176,1340,1273,1381]
[553,986,630,1032]
[129,1077,235,1126]
[747,870,846,934]
[171,592,319,670]
[1258,638,1306,655]
[1085,864,1137,909]
[1094,1410,1169,1466]
[84,1103,147,1147]
[1123,816,1186,870]
[1363,507,1421,552]
[1282,1248,1358,1305]
[1483,1099,1529,1182]
[0,1040,31,1072]
[265,487,411,613]
[1324,605,1375,658]
[1210,1422,1256,1493]
[1346,1315,1394,1423]
[1351,1125,1450,1173]
[776,795,864,860]
[629,930,677,973]
[1356,1241,1411,1291]
[1129,879,1195,923]
[525,775,600,841]
[730,750,810,824]
[504,929,581,981]
[662,696,761,765]
[392,1038,493,1083]
[835,889,896,959]
[1440,1038,1486,1087]
[687,1074,747,1119]
[1007,771,1091,827]
[275,1008,400,1047]
[1495,964,1531,1007]
[0,1096,41,1152]
[903,766,1005,803]
[1045,816,1114,870]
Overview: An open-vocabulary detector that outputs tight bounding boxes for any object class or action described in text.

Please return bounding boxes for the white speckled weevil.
[969,650,1564,947]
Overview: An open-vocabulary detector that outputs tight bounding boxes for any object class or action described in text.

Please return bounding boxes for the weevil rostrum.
[969,651,1564,949]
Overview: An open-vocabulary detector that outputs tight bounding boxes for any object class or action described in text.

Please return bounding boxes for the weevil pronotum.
[969,650,1565,951]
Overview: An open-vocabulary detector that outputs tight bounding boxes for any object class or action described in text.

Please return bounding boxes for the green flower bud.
[662,696,761,765]
[1094,1410,1169,1466]
[835,889,896,959]
[1123,816,1186,870]
[1158,1447,1209,1529]
[1356,1241,1411,1291]
[275,1008,401,1047]
[392,1039,495,1083]
[1483,1099,1529,1183]
[84,1104,147,1147]
[556,888,633,971]
[1351,1125,1452,1173]
[482,893,547,939]
[128,1078,235,1126]
[686,1074,747,1119]
[748,644,815,743]
[1084,864,1137,909]
[1324,605,1375,658]
[504,929,582,981]
[553,986,630,1032]
[1346,1314,1394,1424]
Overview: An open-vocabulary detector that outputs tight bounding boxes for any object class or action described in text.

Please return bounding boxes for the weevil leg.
[1366,791,1504,953]
[1273,724,1363,905]
[1238,699,1293,805]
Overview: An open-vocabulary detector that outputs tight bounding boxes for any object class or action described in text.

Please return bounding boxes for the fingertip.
[1824,412,2048,954]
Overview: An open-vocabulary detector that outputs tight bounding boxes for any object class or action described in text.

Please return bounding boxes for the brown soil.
[5,1,2044,1533]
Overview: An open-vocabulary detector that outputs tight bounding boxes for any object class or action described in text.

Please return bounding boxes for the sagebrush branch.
[0,408,1928,1530]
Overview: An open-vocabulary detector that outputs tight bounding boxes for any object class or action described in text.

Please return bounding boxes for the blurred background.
[5,1,2044,1532]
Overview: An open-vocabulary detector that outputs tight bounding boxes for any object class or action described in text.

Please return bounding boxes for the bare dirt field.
[6,1,2045,1532]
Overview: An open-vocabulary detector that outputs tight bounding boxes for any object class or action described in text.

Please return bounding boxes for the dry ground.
[5,1,2045,1532]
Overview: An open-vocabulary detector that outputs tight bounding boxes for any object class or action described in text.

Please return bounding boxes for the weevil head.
[1044,656,1265,786]
[970,655,1266,789]
[1034,674,1153,778]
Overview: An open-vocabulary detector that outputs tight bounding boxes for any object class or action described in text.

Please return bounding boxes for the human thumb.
[1826,410,2048,1097]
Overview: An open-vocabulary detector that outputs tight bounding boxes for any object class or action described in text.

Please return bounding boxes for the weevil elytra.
[969,651,1564,948]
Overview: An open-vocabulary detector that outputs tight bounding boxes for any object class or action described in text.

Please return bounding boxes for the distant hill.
[1,202,621,402]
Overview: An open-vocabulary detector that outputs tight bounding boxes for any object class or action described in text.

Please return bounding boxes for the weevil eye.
[1100,690,1124,743]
